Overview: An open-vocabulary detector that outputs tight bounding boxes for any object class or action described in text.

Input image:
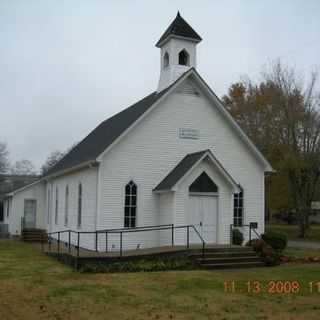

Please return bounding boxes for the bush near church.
[232,229,244,245]
[262,231,288,252]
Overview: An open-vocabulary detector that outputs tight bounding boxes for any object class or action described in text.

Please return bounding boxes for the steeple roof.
[155,12,202,47]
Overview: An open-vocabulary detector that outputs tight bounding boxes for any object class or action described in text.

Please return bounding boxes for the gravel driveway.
[288,240,320,250]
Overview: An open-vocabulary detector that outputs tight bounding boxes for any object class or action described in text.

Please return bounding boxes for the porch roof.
[153,150,240,193]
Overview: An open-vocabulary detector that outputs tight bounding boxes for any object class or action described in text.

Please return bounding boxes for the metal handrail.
[97,223,174,233]
[42,223,207,267]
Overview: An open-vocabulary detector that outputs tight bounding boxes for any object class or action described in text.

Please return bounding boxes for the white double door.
[188,195,217,243]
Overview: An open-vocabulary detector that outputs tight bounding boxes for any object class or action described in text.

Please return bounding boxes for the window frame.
[124,181,137,228]
[6,199,10,218]
[163,52,169,69]
[178,49,190,66]
[47,188,50,224]
[55,186,59,225]
[77,183,82,228]
[233,190,244,227]
[64,185,69,227]
[189,171,218,193]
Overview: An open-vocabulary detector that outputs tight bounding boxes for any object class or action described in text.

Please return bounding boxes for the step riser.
[190,252,257,259]
[192,248,255,254]
[198,257,261,264]
[22,230,48,243]
[201,263,265,269]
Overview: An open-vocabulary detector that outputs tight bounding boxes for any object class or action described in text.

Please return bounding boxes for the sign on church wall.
[179,128,200,140]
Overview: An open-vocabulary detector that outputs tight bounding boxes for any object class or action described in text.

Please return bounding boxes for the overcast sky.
[1,0,319,171]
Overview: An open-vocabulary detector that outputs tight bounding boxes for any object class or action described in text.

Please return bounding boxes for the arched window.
[189,172,218,193]
[179,49,189,66]
[55,186,59,225]
[64,185,69,226]
[163,52,169,68]
[233,190,244,226]
[124,181,137,228]
[77,183,82,228]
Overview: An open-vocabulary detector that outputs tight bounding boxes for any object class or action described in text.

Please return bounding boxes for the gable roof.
[0,174,39,199]
[153,150,240,192]
[46,67,273,178]
[45,85,172,177]
[156,12,202,47]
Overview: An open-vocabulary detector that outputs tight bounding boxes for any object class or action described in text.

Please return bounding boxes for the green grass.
[0,240,320,320]
[266,224,320,242]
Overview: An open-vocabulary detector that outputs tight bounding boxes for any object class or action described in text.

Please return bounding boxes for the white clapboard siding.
[97,77,265,249]
[8,181,46,235]
[47,166,98,250]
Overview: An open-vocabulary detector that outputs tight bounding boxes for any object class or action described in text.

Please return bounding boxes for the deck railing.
[43,224,206,269]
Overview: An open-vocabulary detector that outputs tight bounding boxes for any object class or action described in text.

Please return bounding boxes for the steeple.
[156,12,202,92]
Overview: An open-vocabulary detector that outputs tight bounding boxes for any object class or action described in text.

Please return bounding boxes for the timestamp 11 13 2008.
[224,280,320,294]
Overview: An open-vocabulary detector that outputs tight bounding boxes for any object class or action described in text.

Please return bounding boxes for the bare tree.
[266,62,320,237]
[41,150,65,175]
[11,159,37,175]
[0,142,10,174]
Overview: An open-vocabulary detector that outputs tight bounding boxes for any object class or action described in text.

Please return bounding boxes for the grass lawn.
[0,240,320,320]
[266,224,320,242]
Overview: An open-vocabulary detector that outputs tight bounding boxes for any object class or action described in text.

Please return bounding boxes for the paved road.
[288,240,320,250]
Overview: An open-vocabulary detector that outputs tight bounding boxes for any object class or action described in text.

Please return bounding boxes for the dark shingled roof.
[153,150,208,191]
[0,174,39,198]
[45,86,173,177]
[156,12,202,47]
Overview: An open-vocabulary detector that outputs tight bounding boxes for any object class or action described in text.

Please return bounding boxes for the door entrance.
[188,195,217,243]
[24,199,37,229]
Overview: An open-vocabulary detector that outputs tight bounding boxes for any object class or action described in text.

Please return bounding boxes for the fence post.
[249,224,252,244]
[171,224,174,247]
[95,231,98,252]
[105,232,108,253]
[187,226,190,249]
[120,232,123,257]
[76,232,80,271]
[49,235,51,253]
[230,224,233,247]
[68,230,71,254]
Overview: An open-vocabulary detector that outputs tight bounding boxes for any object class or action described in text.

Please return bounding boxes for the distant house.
[0,174,39,232]
[4,13,273,250]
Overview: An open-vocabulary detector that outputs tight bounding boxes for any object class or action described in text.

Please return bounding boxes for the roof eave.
[155,34,202,48]
[8,178,43,196]
[173,150,240,193]
[187,70,274,172]
[44,160,99,180]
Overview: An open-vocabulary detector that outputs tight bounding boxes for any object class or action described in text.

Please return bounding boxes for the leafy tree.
[0,142,10,174]
[223,61,320,238]
[11,159,37,175]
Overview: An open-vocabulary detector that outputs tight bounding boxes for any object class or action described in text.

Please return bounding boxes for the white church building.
[3,13,273,251]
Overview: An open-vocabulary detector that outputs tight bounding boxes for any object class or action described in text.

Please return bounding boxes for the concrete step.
[22,229,48,242]
[197,256,262,264]
[190,251,257,259]
[201,261,265,269]
[192,247,254,253]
